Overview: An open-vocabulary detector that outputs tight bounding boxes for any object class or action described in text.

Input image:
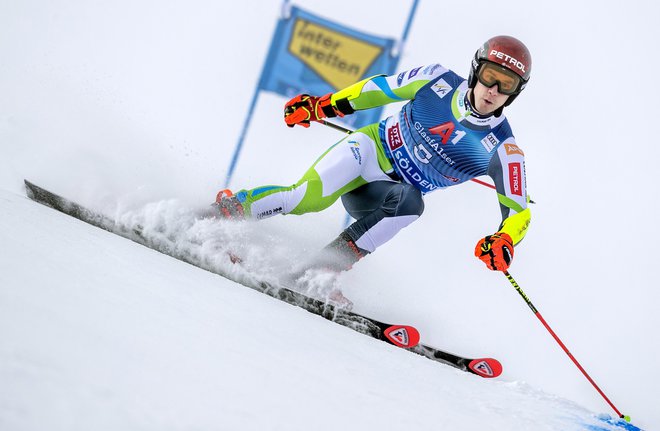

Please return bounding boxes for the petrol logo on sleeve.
[508,162,522,196]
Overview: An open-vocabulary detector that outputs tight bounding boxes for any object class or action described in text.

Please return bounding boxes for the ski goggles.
[477,62,522,95]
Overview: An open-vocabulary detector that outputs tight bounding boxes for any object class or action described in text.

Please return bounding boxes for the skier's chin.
[476,99,497,115]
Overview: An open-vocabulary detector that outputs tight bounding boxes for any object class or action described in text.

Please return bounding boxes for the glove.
[284,93,342,128]
[475,232,514,271]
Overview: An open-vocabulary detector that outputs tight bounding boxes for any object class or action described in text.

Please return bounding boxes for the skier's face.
[472,81,510,115]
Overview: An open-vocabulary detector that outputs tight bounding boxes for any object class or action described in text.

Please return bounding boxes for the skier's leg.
[228,123,392,220]
[302,181,424,273]
[340,181,424,253]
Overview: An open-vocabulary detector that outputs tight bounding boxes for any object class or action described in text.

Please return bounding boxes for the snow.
[1,0,658,430]
[0,189,632,431]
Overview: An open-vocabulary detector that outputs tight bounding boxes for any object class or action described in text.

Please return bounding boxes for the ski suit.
[233,63,531,255]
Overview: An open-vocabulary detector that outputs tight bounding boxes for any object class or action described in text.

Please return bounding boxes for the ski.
[409,344,502,378]
[24,180,501,377]
[254,278,420,348]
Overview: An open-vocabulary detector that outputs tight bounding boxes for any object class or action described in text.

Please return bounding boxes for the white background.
[1,0,658,429]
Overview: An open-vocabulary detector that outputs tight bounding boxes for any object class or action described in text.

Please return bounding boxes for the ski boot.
[285,232,369,310]
[214,189,246,220]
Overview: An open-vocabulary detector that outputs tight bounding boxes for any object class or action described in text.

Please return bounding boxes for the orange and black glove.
[284,93,344,128]
[475,232,514,271]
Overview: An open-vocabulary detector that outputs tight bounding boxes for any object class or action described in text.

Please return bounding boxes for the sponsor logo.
[517,217,531,238]
[289,19,384,90]
[422,63,442,75]
[431,78,452,98]
[397,72,405,86]
[256,206,283,220]
[383,325,420,348]
[471,360,494,377]
[392,150,438,193]
[504,143,524,156]
[471,115,497,126]
[480,133,500,153]
[429,121,454,145]
[509,162,522,196]
[472,56,480,70]
[442,174,460,183]
[415,122,456,165]
[387,123,403,151]
[348,140,362,165]
[386,121,442,193]
[390,328,409,345]
[408,66,422,79]
[413,144,432,164]
[489,49,527,74]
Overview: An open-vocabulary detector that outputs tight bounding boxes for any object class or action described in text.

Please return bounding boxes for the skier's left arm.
[474,141,531,271]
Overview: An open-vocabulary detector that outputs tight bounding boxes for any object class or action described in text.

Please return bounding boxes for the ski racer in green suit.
[216,35,532,277]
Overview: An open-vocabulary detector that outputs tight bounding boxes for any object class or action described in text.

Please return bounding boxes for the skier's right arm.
[284,64,447,128]
[331,64,448,111]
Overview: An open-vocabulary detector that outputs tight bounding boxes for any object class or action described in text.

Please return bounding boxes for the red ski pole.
[502,271,629,421]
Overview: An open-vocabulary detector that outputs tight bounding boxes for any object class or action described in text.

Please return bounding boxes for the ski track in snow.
[0,189,640,431]
[109,198,338,298]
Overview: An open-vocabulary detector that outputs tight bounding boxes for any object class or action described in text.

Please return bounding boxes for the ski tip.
[24,179,36,194]
[468,358,503,378]
[383,325,420,348]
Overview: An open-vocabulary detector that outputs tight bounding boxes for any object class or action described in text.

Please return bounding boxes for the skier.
[217,35,532,280]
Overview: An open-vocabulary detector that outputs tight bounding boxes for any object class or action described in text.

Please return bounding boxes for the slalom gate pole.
[502,271,629,421]
[320,120,497,190]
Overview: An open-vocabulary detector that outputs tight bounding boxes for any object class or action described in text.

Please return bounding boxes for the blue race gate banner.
[259,6,398,129]
[224,1,419,188]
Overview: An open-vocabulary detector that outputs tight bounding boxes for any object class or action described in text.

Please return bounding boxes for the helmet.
[468,35,532,107]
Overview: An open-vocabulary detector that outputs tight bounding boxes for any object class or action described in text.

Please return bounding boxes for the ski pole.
[320,119,355,134]
[502,271,629,421]
[320,120,498,191]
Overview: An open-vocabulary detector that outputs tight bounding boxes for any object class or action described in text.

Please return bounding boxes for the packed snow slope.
[1,0,658,429]
[0,186,637,431]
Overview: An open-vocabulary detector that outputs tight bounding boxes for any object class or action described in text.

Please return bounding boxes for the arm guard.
[488,141,530,246]
[499,207,531,245]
